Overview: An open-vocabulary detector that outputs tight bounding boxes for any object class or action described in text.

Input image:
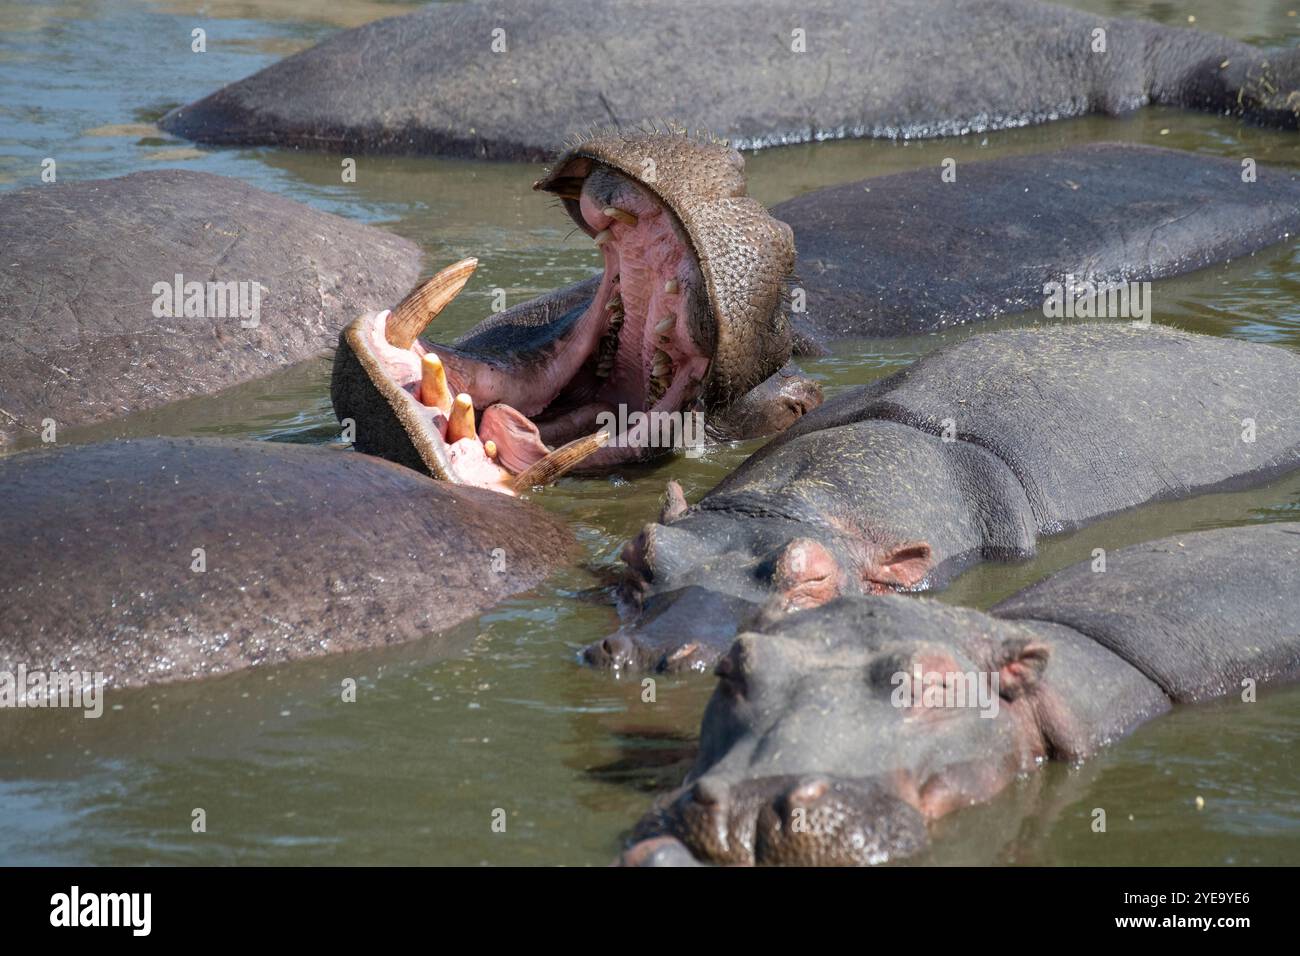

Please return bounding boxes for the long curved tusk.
[385,257,478,349]
[509,430,610,493]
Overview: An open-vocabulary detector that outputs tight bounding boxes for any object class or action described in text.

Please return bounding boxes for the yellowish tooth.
[664,279,679,294]
[655,316,675,335]
[484,440,498,459]
[509,430,610,492]
[385,257,478,350]
[446,393,478,444]
[604,206,638,226]
[420,352,453,413]
[593,229,612,246]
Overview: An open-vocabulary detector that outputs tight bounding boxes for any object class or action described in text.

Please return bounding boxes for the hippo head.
[331,127,797,494]
[583,477,936,673]
[621,596,1052,866]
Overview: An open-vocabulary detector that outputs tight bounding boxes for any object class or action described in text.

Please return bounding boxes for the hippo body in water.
[332,130,821,493]
[0,170,421,450]
[161,0,1300,159]
[0,438,573,690]
[622,522,1300,866]
[773,144,1300,345]
[588,323,1300,672]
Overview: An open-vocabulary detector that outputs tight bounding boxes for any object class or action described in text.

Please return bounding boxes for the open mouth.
[332,128,797,494]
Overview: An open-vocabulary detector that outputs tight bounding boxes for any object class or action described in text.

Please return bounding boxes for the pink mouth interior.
[364,175,712,491]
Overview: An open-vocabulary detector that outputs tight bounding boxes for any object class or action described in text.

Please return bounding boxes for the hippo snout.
[581,631,640,671]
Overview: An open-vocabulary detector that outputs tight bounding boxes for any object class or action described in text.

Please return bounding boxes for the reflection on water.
[0,0,1297,865]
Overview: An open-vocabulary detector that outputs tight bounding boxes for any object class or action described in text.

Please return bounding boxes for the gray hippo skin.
[160,0,1300,159]
[585,323,1300,672]
[331,130,819,493]
[773,144,1300,344]
[0,170,422,450]
[0,438,573,690]
[620,522,1300,866]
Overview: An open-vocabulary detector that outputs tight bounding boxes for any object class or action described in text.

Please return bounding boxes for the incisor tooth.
[447,393,477,443]
[664,279,679,294]
[484,440,497,459]
[420,352,453,413]
[604,206,638,226]
[655,316,675,335]
[593,229,612,246]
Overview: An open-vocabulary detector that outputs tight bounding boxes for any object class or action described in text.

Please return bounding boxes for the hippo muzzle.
[331,128,797,494]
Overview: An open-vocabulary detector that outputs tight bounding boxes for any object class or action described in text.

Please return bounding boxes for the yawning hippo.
[621,521,1300,865]
[0,170,421,450]
[587,323,1300,672]
[161,0,1300,159]
[0,438,573,690]
[773,143,1300,344]
[332,129,810,493]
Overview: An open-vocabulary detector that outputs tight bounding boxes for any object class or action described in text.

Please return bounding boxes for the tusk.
[420,352,453,413]
[446,393,478,443]
[664,279,679,294]
[593,229,612,246]
[654,316,675,335]
[385,257,478,350]
[509,430,610,493]
[603,206,638,227]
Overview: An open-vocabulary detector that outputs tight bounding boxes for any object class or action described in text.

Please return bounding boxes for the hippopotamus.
[331,130,819,493]
[0,170,421,450]
[0,438,573,690]
[586,323,1300,672]
[621,521,1300,865]
[160,0,1300,159]
[773,143,1300,345]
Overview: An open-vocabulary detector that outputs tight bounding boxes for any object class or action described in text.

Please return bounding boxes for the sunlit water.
[0,0,1298,865]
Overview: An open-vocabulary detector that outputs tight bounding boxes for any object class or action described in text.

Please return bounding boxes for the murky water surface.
[1,0,1298,865]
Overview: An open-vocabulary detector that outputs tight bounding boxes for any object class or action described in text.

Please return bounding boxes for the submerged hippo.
[161,0,1300,159]
[587,323,1300,672]
[0,438,573,690]
[622,521,1300,866]
[0,170,421,450]
[332,130,816,493]
[773,143,1300,344]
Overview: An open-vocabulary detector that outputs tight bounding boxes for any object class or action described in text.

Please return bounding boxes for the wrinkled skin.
[0,170,421,450]
[332,129,817,493]
[0,438,574,690]
[622,522,1300,865]
[585,324,1300,672]
[774,144,1300,345]
[162,0,1300,159]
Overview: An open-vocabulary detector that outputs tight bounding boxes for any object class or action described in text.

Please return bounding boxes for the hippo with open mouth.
[586,323,1300,673]
[620,522,1300,866]
[331,128,812,493]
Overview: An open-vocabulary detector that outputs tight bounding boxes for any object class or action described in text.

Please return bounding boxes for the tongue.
[479,404,551,475]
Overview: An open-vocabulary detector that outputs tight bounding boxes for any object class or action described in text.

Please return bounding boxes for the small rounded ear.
[659,480,689,524]
[770,538,844,610]
[868,541,933,591]
[993,637,1050,700]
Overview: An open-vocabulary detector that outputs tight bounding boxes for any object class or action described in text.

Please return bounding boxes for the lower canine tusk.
[385,257,478,350]
[509,430,610,493]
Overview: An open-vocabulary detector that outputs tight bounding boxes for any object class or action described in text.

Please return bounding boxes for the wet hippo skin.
[587,323,1300,673]
[772,143,1300,343]
[0,170,422,449]
[161,0,1300,159]
[621,522,1300,866]
[0,438,574,690]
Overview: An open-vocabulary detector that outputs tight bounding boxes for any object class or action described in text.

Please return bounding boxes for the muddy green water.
[1,0,1298,865]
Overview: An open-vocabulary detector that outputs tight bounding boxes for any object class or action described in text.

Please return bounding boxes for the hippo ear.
[659,480,689,524]
[993,637,1050,700]
[770,538,845,610]
[869,541,933,591]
